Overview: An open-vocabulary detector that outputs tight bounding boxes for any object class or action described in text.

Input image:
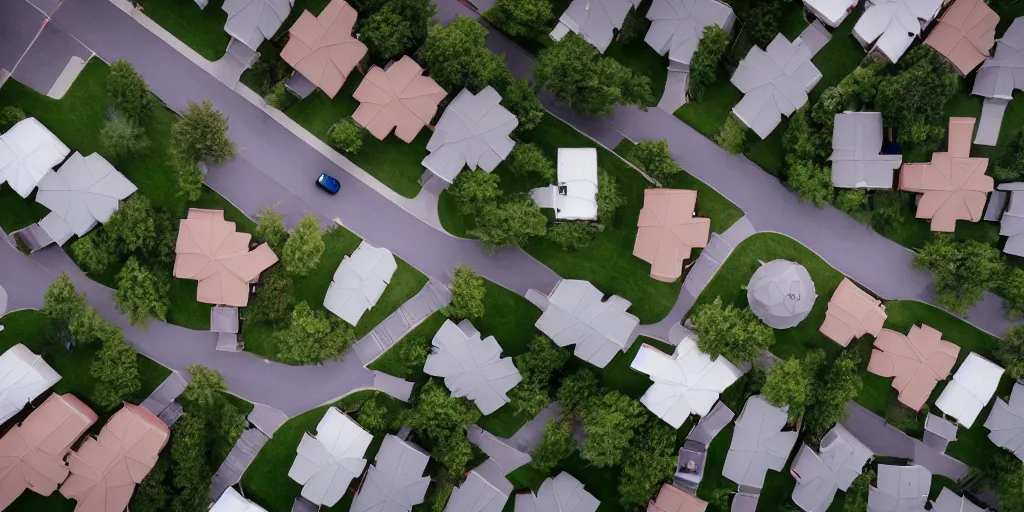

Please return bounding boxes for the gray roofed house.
[445,469,508,512]
[422,86,518,184]
[351,434,431,512]
[423,319,523,415]
[923,413,958,453]
[867,464,931,512]
[550,0,642,53]
[675,401,734,493]
[222,0,292,52]
[930,488,987,512]
[515,472,600,512]
[731,26,828,139]
[830,112,902,189]
[746,260,818,329]
[791,424,873,512]
[983,382,1024,461]
[532,279,640,368]
[722,395,798,489]
[997,183,1024,256]
[972,17,1024,145]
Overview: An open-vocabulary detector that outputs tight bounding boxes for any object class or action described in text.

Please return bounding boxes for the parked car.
[316,173,340,194]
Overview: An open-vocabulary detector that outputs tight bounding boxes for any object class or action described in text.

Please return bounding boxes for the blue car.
[316,173,341,194]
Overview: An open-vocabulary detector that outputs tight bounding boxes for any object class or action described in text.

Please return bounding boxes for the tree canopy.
[276,302,356,364]
[114,257,170,327]
[182,365,229,411]
[404,380,481,473]
[762,350,824,420]
[107,60,153,122]
[913,235,1004,315]
[507,143,555,181]
[43,272,87,327]
[170,100,236,166]
[254,204,290,250]
[875,45,959,149]
[485,0,554,40]
[688,26,730,100]
[996,326,1024,381]
[361,0,436,61]
[597,170,626,223]
[690,297,775,362]
[502,78,545,136]
[804,351,862,438]
[470,194,548,247]
[628,140,680,183]
[282,214,326,276]
[444,265,486,320]
[530,420,576,472]
[90,336,142,409]
[579,390,646,467]
[618,418,677,507]
[418,16,512,93]
[448,168,503,215]
[508,336,569,415]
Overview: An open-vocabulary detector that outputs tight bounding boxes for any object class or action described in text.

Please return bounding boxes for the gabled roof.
[211,487,269,512]
[644,0,735,66]
[853,0,943,63]
[534,279,640,368]
[936,353,1005,429]
[0,344,61,425]
[59,404,170,512]
[629,337,742,428]
[984,382,1024,460]
[746,259,817,329]
[867,324,960,411]
[222,0,291,52]
[0,393,97,510]
[444,469,508,512]
[722,395,798,489]
[288,407,372,507]
[351,435,431,512]
[731,33,823,139]
[647,483,708,512]
[868,464,931,512]
[899,117,992,232]
[323,241,397,326]
[802,0,858,27]
[973,17,1024,100]
[514,472,600,512]
[35,152,137,246]
[999,183,1024,256]
[0,117,70,198]
[633,189,711,283]
[829,112,903,189]
[924,0,998,75]
[550,0,642,54]
[173,208,279,307]
[281,0,368,98]
[530,148,599,221]
[422,87,518,184]
[424,319,523,415]
[352,56,447,143]
[791,424,872,512]
[820,278,887,347]
[930,488,987,512]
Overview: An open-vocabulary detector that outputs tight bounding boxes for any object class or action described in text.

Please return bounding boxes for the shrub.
[107,60,153,122]
[629,140,681,183]
[545,222,597,250]
[282,214,325,276]
[263,81,296,110]
[688,25,729,100]
[247,53,293,96]
[444,265,486,320]
[579,391,645,467]
[597,170,626,223]
[170,100,236,167]
[358,395,393,434]
[996,326,1024,380]
[254,204,290,250]
[884,404,921,432]
[0,106,26,133]
[276,302,356,364]
[502,78,545,136]
[245,267,295,326]
[448,169,502,215]
[507,143,555,182]
[485,0,553,40]
[834,189,871,224]
[716,114,748,154]
[90,335,141,409]
[101,112,149,161]
[618,8,646,43]
[690,297,775,363]
[175,160,204,201]
[470,194,547,247]
[114,257,170,327]
[913,235,1004,315]
[326,118,365,154]
[530,420,576,472]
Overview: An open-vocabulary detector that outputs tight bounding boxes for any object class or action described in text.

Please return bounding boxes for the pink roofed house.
[898,117,992,232]
[280,0,368,98]
[819,278,887,347]
[633,189,710,283]
[867,324,960,411]
[924,0,998,75]
[352,56,447,143]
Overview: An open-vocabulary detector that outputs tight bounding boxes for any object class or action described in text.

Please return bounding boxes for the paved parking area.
[13,17,92,95]
[0,0,45,75]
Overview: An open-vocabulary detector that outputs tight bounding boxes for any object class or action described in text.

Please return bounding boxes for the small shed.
[935,352,1004,428]
[288,407,372,507]
[533,279,640,368]
[0,117,70,198]
[530,148,599,221]
[867,324,960,411]
[35,152,137,246]
[867,464,931,512]
[983,382,1024,461]
[853,0,943,63]
[790,424,872,512]
[0,344,61,425]
[422,87,518,184]
[424,319,522,415]
[820,278,887,347]
[351,435,431,512]
[829,112,903,190]
[722,395,798,490]
[550,0,642,53]
[323,241,397,326]
[352,56,446,143]
[746,260,818,329]
[515,472,600,512]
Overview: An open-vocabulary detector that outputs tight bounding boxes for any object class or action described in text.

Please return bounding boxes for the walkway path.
[353,280,451,364]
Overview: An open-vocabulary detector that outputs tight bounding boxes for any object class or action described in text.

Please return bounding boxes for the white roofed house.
[830,112,902,189]
[550,0,642,53]
[351,434,431,512]
[853,0,943,63]
[935,352,1004,428]
[985,382,1024,461]
[0,117,70,198]
[530,279,640,368]
[972,17,1024,145]
[221,0,292,66]
[422,87,517,186]
[34,152,137,246]
[323,241,397,326]
[629,333,742,428]
[722,395,799,492]
[515,472,600,512]
[529,148,599,221]
[803,0,858,28]
[0,344,61,425]
[423,319,523,415]
[288,407,373,507]
[791,424,873,512]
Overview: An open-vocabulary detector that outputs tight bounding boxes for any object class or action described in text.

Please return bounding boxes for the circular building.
[746,260,817,329]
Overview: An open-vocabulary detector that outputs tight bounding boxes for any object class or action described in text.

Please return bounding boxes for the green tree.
[70,306,122,346]
[557,368,600,418]
[834,189,871,224]
[282,214,326,276]
[393,334,431,378]
[688,26,730,100]
[69,232,116,273]
[787,159,832,206]
[913,235,1004,315]
[182,365,228,411]
[418,16,511,92]
[107,60,153,122]
[470,194,548,247]
[105,194,157,254]
[327,118,365,154]
[597,170,626,223]
[263,81,296,110]
[175,160,204,201]
[254,204,290,249]
[1001,267,1024,318]
[90,336,142,409]
[170,100,236,166]
[168,413,213,512]
[114,257,170,327]
[805,350,862,438]
[277,302,356,364]
[618,418,677,507]
[509,336,569,415]
[130,457,170,512]
[690,297,775,363]
[579,391,645,467]
[405,380,480,473]
[485,0,553,40]
[762,350,823,420]
[716,114,748,154]
[875,45,959,149]
[629,140,680,183]
[507,143,555,181]
[246,266,295,326]
[502,78,545,136]
[101,113,149,161]
[994,129,1024,181]
[739,0,781,47]
[358,395,393,434]
[530,420,576,472]
[0,106,26,133]
[996,326,1024,380]
[444,265,486,320]
[533,34,654,116]
[618,8,646,42]
[843,470,873,512]
[361,0,436,61]
[545,222,597,250]
[448,168,502,215]
[987,451,1024,511]
[42,272,87,326]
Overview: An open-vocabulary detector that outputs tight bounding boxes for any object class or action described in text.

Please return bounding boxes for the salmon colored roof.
[633,189,711,283]
[352,56,447,143]
[280,0,368,99]
[898,117,992,232]
[924,0,998,75]
[60,404,169,512]
[0,394,97,510]
[867,324,961,411]
[647,484,708,512]
[819,278,887,347]
[173,208,279,307]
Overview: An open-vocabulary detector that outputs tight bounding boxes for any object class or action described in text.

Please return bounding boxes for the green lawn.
[138,0,231,61]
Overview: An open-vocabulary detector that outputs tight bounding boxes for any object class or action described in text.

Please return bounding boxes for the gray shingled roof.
[791,424,872,512]
[423,319,522,415]
[999,183,1024,256]
[350,435,431,512]
[930,488,987,512]
[422,87,518,184]
[550,0,642,53]
[445,470,508,512]
[830,112,902,189]
[644,0,735,67]
[534,279,639,368]
[867,464,931,512]
[747,260,817,329]
[222,0,291,52]
[722,395,798,489]
[973,17,1024,101]
[514,472,600,512]
[984,382,1024,461]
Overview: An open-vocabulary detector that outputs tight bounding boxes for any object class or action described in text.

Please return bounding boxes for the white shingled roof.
[629,336,742,428]
[424,319,523,415]
[422,87,518,184]
[222,0,292,51]
[351,435,431,512]
[211,487,268,512]
[853,0,943,63]
[530,148,599,221]
[514,472,600,512]
[0,344,61,425]
[935,352,1004,428]
[35,152,137,246]
[323,241,398,326]
[0,118,70,198]
[534,279,639,368]
[287,407,372,507]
